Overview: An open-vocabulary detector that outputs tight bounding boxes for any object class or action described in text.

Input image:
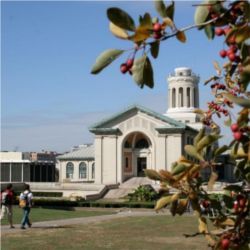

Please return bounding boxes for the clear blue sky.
[1,1,230,152]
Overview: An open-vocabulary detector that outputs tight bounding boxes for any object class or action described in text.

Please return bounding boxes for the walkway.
[1,209,168,235]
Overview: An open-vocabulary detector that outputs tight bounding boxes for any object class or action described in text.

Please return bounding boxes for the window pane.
[66,162,74,179]
[79,162,87,179]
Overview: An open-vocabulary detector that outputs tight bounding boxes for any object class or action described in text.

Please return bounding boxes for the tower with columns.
[165,67,202,130]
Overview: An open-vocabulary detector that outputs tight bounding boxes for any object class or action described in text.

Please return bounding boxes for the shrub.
[127,185,158,202]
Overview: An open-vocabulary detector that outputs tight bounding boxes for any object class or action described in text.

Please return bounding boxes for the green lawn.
[1,206,114,225]
[2,215,208,250]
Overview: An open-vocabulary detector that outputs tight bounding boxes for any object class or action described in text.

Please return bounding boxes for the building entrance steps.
[104,177,154,199]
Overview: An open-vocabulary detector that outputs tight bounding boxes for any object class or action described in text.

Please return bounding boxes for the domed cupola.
[165,67,202,130]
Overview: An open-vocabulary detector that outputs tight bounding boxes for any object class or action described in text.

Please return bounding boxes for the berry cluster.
[208,101,229,116]
[233,193,247,213]
[120,58,134,74]
[230,123,249,142]
[210,82,226,90]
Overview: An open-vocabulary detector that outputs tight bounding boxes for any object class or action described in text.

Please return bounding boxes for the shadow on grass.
[32,225,74,229]
[38,206,76,211]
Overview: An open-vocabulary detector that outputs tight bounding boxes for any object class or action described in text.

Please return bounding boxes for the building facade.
[0,151,57,183]
[56,145,95,183]
[57,67,212,185]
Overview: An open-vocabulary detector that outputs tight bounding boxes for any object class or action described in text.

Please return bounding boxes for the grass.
[0,206,115,225]
[1,215,208,250]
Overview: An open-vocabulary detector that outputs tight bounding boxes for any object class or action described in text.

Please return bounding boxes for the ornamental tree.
[91,1,250,249]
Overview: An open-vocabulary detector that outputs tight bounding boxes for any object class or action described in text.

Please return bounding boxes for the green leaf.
[132,55,154,88]
[91,49,124,74]
[140,13,152,28]
[171,164,186,176]
[184,145,204,161]
[155,196,172,211]
[107,8,136,31]
[171,161,178,172]
[224,185,242,192]
[224,115,232,127]
[109,22,129,40]
[144,169,162,181]
[150,41,160,59]
[155,193,179,211]
[154,0,167,18]
[196,134,221,152]
[207,171,218,191]
[226,25,250,44]
[166,1,175,20]
[194,128,206,147]
[194,1,209,27]
[214,145,229,157]
[223,93,250,108]
[204,24,215,40]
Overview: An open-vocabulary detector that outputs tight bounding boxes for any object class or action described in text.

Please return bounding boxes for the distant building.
[56,145,95,183]
[0,152,30,183]
[0,151,59,183]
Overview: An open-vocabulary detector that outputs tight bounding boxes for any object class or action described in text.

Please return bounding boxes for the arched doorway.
[122,132,152,180]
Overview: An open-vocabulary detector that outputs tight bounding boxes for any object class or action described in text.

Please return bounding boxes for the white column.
[169,88,172,108]
[190,87,194,107]
[184,87,187,107]
[94,136,103,184]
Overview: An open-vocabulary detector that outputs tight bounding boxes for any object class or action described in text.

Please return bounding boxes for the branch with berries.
[90,0,250,249]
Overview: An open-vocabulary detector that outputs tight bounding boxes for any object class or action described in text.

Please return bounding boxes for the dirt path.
[1,210,170,234]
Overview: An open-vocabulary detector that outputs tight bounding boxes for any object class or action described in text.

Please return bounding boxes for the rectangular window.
[125,157,129,168]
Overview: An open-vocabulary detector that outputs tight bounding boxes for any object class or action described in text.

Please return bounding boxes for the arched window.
[79,162,87,179]
[91,163,95,179]
[66,162,74,179]
[172,88,176,108]
[179,88,184,107]
[135,138,149,149]
[187,87,191,107]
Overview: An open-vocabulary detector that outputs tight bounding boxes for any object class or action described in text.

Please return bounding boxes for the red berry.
[215,28,225,36]
[228,52,236,62]
[221,238,230,250]
[229,45,237,53]
[211,13,219,19]
[233,201,239,211]
[233,131,243,141]
[231,123,238,132]
[153,22,162,32]
[120,63,128,74]
[126,59,134,69]
[202,200,210,208]
[223,110,229,116]
[228,35,236,44]
[224,26,231,35]
[219,50,227,58]
[239,198,246,208]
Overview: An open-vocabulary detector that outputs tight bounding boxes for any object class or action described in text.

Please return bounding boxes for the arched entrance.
[122,132,152,180]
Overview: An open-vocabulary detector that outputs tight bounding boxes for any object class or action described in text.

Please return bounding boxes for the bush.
[79,201,155,209]
[127,185,158,202]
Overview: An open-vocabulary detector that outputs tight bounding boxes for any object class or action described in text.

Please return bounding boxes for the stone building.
[58,67,206,185]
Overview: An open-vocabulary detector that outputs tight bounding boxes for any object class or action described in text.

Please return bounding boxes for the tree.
[91,1,250,249]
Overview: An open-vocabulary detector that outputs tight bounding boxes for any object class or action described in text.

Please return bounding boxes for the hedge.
[32,192,63,197]
[18,199,155,209]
